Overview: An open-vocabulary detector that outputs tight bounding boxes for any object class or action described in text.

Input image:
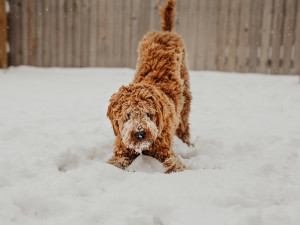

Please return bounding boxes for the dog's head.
[107,83,169,152]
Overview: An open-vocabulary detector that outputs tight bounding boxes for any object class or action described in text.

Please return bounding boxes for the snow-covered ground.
[0,67,300,225]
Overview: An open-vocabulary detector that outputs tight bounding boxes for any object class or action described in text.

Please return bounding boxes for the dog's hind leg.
[176,61,192,146]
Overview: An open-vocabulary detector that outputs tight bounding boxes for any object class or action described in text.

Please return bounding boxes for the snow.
[0,66,300,225]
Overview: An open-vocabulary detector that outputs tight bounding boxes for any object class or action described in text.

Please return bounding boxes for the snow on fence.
[4,0,300,75]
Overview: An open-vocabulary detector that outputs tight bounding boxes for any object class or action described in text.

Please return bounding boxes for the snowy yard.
[0,67,300,225]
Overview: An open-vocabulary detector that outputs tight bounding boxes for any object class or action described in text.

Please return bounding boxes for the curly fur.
[107,0,192,173]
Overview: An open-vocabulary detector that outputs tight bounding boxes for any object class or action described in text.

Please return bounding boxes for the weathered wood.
[216,0,229,71]
[121,0,133,67]
[89,0,98,67]
[236,0,251,73]
[43,0,50,67]
[281,0,296,74]
[271,0,284,74]
[97,0,108,67]
[28,0,36,66]
[49,0,57,66]
[295,0,300,75]
[227,0,240,72]
[0,0,8,68]
[65,0,74,67]
[259,0,273,74]
[248,0,263,73]
[35,0,43,66]
[72,0,81,67]
[205,0,219,71]
[21,0,28,65]
[57,0,65,67]
[5,0,300,75]
[130,0,141,68]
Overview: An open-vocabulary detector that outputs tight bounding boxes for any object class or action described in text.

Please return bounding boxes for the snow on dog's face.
[107,84,166,153]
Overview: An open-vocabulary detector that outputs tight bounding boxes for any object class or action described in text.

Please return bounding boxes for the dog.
[107,0,192,173]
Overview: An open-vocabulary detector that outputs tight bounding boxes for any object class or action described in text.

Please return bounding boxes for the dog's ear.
[151,90,172,136]
[107,86,128,136]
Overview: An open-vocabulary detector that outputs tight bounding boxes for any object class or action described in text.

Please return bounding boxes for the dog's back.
[133,0,188,111]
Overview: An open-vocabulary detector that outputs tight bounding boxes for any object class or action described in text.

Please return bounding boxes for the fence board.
[121,0,133,67]
[57,0,65,67]
[89,0,98,67]
[80,0,90,67]
[227,0,240,72]
[205,0,219,71]
[295,0,300,75]
[49,0,57,66]
[21,0,28,65]
[271,0,284,74]
[236,0,251,73]
[35,0,43,66]
[259,0,273,74]
[216,0,229,71]
[0,0,8,68]
[43,0,50,66]
[65,0,74,67]
[97,0,108,67]
[281,0,296,74]
[248,0,263,73]
[72,0,81,67]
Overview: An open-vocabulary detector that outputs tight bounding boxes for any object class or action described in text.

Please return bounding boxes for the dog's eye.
[146,113,151,118]
[127,113,131,118]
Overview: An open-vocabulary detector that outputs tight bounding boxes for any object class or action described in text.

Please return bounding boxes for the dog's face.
[107,84,166,152]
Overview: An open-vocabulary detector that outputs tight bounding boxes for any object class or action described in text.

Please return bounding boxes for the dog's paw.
[163,156,185,174]
[107,155,132,170]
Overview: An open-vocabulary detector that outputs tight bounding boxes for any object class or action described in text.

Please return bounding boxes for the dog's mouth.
[128,139,153,154]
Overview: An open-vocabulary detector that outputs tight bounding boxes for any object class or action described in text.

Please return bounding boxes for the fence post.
[0,0,8,68]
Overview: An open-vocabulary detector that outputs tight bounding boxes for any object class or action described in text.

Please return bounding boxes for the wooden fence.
[5,0,300,75]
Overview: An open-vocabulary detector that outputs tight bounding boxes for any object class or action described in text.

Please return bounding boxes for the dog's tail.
[159,0,176,32]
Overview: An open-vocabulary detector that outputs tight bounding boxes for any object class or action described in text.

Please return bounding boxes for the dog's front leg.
[152,137,185,173]
[163,154,185,173]
[107,142,139,170]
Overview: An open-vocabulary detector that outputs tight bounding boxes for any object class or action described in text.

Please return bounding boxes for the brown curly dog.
[107,0,192,173]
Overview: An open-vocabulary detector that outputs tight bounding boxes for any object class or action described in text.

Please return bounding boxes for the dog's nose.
[135,131,146,140]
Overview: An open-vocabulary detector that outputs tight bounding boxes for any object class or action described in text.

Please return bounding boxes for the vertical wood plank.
[49,0,57,66]
[121,0,132,67]
[130,0,141,68]
[281,0,296,74]
[21,0,28,65]
[227,0,240,72]
[0,0,8,68]
[295,0,300,75]
[65,0,74,67]
[35,0,43,66]
[236,0,251,73]
[186,0,200,70]
[43,0,51,67]
[97,0,108,67]
[8,0,16,66]
[259,0,273,74]
[271,0,284,74]
[106,0,115,67]
[73,0,81,67]
[57,0,65,67]
[176,0,192,69]
[27,0,36,66]
[89,0,98,67]
[216,0,229,71]
[112,0,123,67]
[205,0,219,71]
[150,0,163,31]
[248,0,263,73]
